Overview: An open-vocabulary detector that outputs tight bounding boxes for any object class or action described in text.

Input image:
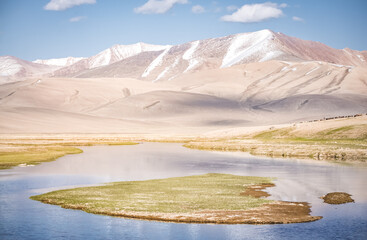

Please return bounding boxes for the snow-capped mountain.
[89,42,171,68]
[0,56,58,83]
[52,42,171,77]
[2,30,367,82]
[33,57,85,67]
[66,29,367,81]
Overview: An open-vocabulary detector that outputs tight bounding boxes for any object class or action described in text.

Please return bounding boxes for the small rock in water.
[321,192,354,204]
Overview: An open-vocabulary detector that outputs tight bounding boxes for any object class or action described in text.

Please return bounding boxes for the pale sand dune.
[0,77,178,113]
[0,106,155,134]
[0,60,366,134]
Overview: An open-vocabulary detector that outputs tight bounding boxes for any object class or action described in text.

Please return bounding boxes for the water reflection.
[1,143,367,240]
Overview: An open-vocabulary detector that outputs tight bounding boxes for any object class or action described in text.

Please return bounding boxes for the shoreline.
[183,140,367,164]
[1,115,366,169]
[30,174,322,225]
[0,139,138,170]
[37,201,321,225]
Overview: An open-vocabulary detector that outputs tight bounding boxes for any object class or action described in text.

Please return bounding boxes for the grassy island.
[31,173,321,224]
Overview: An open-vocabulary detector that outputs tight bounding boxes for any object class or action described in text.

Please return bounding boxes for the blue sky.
[0,0,366,61]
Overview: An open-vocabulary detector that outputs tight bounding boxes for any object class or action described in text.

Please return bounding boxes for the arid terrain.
[1,30,366,169]
[1,30,366,135]
[0,61,366,134]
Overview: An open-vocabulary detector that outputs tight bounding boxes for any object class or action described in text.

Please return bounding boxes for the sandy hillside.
[0,59,366,134]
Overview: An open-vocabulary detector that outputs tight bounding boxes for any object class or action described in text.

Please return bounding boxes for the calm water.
[0,143,366,240]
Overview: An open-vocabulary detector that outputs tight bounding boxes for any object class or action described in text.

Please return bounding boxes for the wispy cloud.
[44,0,96,11]
[221,2,286,23]
[226,5,238,12]
[292,16,304,22]
[192,5,205,14]
[134,0,188,14]
[69,16,86,22]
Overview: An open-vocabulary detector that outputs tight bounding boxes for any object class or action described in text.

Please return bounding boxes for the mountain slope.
[52,42,170,77]
[70,30,367,81]
[73,51,163,79]
[0,56,58,84]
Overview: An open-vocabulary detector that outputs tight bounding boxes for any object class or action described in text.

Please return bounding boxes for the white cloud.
[192,5,205,14]
[226,5,238,12]
[44,0,96,11]
[221,2,286,23]
[292,16,304,22]
[134,0,188,14]
[69,16,86,22]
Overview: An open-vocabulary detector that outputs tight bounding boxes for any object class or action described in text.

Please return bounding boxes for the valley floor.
[0,115,366,170]
[1,117,365,225]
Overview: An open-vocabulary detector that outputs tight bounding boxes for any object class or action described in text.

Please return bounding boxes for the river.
[1,143,366,239]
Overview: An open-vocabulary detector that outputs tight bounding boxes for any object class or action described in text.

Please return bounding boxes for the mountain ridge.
[1,29,366,83]
[51,29,367,81]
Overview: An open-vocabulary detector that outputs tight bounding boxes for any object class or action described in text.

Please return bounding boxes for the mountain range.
[0,30,366,134]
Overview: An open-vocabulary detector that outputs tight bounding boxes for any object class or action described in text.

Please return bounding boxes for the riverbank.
[185,116,367,163]
[1,115,365,169]
[30,173,321,224]
[0,137,138,169]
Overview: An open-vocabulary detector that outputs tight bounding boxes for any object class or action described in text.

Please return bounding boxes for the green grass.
[31,173,273,214]
[253,124,367,142]
[324,126,355,135]
[253,128,294,140]
[184,122,367,163]
[0,146,83,169]
[0,140,139,170]
[320,125,367,140]
[251,124,367,148]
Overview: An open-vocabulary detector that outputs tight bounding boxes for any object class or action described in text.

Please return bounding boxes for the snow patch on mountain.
[0,57,23,76]
[184,59,200,73]
[154,56,180,82]
[154,67,169,83]
[221,30,274,68]
[259,50,283,62]
[357,55,365,62]
[183,41,200,73]
[305,66,320,75]
[183,41,200,60]
[0,56,60,84]
[142,46,172,78]
[33,57,85,67]
[331,63,353,68]
[90,43,170,69]
[89,49,111,68]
